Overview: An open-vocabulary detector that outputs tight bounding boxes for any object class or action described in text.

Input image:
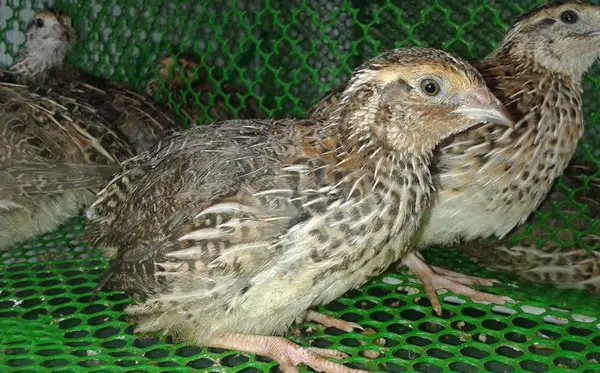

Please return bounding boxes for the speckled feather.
[310,2,600,253]
[145,54,266,126]
[44,69,179,154]
[0,10,179,249]
[85,47,507,346]
[455,159,600,293]
[0,79,129,249]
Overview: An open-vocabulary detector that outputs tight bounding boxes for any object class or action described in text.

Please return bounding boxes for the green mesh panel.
[1,1,599,372]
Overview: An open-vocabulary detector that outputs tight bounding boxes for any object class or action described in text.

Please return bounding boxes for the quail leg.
[210,333,369,373]
[403,252,507,315]
[425,264,500,286]
[305,310,364,332]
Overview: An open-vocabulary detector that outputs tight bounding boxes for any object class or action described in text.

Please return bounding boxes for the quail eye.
[35,18,44,28]
[560,10,578,24]
[420,79,441,96]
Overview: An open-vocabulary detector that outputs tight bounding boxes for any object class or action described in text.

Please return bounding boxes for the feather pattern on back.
[0,9,182,249]
[86,118,431,339]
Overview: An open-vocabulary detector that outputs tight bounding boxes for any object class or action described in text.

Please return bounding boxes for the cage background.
[0,0,599,372]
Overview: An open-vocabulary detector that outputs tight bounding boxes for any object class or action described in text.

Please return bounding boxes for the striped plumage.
[85,47,512,373]
[0,9,178,249]
[45,72,179,155]
[145,54,266,126]
[309,1,600,298]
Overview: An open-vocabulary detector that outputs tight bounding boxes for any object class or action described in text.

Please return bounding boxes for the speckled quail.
[85,47,512,373]
[0,9,178,249]
[7,9,74,83]
[145,53,266,126]
[23,9,180,154]
[309,1,600,313]
[455,159,600,294]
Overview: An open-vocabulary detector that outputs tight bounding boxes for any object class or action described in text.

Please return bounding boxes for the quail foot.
[0,9,177,249]
[145,53,266,126]
[309,1,600,313]
[85,47,512,373]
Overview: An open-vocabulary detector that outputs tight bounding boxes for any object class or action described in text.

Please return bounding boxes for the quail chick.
[0,9,177,249]
[145,53,266,126]
[309,1,600,313]
[85,47,512,373]
[455,159,600,294]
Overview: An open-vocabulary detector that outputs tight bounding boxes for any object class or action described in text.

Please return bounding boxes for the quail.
[7,9,75,83]
[455,159,600,294]
[85,47,512,373]
[24,9,180,154]
[0,9,178,249]
[145,53,266,126]
[309,1,600,313]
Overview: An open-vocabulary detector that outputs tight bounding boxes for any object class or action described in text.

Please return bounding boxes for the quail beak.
[587,30,600,38]
[577,30,600,39]
[453,88,515,129]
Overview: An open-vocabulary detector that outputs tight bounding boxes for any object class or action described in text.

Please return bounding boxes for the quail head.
[0,9,178,250]
[8,9,74,83]
[145,53,266,126]
[85,47,512,373]
[309,1,600,313]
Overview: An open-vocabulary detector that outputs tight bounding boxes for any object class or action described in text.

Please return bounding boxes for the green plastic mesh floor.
[1,0,599,372]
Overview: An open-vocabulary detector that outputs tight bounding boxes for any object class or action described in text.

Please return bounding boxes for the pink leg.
[306,310,364,332]
[427,264,499,286]
[210,333,369,373]
[403,252,507,315]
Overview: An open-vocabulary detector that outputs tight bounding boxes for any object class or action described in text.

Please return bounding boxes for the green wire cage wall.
[0,0,599,372]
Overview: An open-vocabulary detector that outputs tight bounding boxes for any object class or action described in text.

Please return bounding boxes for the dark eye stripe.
[539,18,556,27]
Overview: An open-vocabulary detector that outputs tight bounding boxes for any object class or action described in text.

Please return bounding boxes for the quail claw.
[306,310,365,333]
[210,333,369,373]
[403,252,506,315]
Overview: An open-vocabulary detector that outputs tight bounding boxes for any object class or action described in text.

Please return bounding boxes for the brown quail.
[26,10,180,154]
[7,9,75,83]
[309,1,600,313]
[145,53,266,126]
[0,9,178,249]
[85,47,512,373]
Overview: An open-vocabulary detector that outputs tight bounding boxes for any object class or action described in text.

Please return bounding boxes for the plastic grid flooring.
[0,0,600,371]
[0,217,599,372]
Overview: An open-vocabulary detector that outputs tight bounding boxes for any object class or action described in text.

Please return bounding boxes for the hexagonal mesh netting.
[0,0,599,372]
